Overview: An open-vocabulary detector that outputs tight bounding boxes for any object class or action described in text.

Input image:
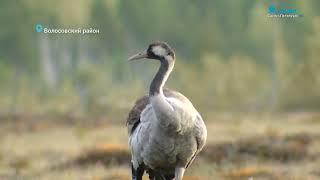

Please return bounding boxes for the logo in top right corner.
[267,3,303,18]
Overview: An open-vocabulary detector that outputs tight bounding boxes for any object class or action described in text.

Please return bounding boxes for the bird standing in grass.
[127,42,207,180]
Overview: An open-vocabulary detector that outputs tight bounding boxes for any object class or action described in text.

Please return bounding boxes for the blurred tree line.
[0,0,319,118]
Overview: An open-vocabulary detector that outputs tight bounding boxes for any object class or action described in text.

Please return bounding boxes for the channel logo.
[267,3,303,18]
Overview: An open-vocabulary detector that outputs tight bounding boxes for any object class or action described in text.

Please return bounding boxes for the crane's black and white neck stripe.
[149,54,174,96]
[128,41,175,96]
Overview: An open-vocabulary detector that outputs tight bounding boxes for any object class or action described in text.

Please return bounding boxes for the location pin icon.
[35,24,43,33]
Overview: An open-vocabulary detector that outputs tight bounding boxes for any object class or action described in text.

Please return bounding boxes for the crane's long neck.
[149,57,174,96]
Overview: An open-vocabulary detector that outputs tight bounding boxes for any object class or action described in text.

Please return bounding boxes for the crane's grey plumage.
[127,42,207,180]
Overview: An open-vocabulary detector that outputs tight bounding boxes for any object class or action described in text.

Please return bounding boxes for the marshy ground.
[1,112,320,180]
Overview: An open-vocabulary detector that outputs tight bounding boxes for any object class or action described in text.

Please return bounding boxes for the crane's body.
[127,42,207,180]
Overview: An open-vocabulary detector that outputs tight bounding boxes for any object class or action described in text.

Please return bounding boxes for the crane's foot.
[131,163,144,180]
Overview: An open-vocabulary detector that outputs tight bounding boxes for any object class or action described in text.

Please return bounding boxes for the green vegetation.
[0,0,319,117]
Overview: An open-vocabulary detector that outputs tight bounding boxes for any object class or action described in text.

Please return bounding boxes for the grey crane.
[127,42,207,180]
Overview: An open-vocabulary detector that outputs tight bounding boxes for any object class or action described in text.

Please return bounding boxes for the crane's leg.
[147,170,155,180]
[174,167,185,180]
[151,170,167,180]
[131,163,144,180]
[164,174,175,180]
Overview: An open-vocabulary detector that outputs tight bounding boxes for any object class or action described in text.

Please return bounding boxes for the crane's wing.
[164,89,207,169]
[126,95,150,134]
[126,89,189,135]
[185,114,207,168]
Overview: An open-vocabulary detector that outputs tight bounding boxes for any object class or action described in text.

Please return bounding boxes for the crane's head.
[128,41,175,62]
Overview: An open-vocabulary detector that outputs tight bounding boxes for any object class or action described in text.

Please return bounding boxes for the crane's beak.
[128,50,148,61]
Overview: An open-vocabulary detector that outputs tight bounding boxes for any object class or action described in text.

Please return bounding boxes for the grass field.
[0,112,320,180]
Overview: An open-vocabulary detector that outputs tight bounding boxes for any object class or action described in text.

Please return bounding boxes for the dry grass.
[223,166,273,179]
[201,133,313,163]
[0,112,320,179]
[71,143,130,167]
